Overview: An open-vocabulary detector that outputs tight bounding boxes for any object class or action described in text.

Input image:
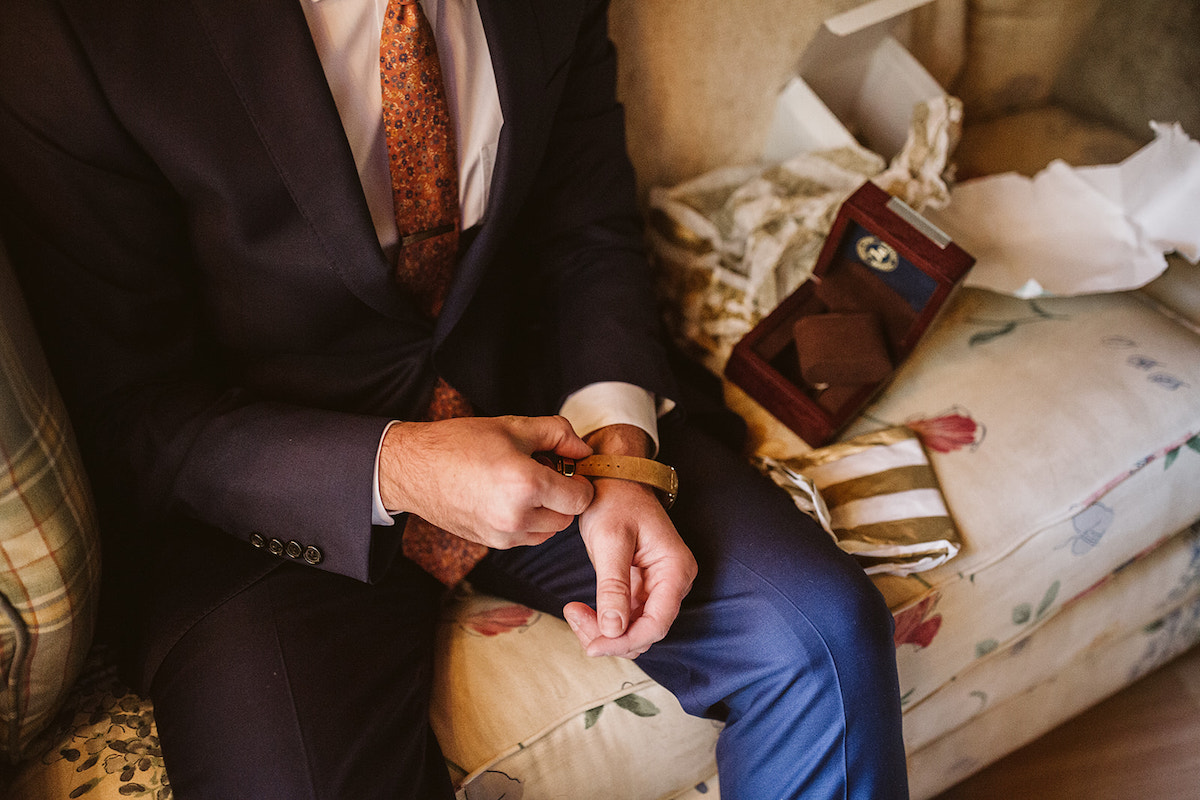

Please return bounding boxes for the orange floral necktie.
[381,0,486,586]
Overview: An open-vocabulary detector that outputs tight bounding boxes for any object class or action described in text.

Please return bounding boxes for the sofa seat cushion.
[9,592,721,800]
[431,591,721,799]
[903,519,1200,757]
[906,521,1200,798]
[838,286,1200,710]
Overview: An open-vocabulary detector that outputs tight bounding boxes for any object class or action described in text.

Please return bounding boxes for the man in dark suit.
[0,0,908,797]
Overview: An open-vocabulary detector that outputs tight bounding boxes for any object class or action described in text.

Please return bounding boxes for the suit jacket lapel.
[436,0,584,341]
[187,0,412,320]
[189,0,585,331]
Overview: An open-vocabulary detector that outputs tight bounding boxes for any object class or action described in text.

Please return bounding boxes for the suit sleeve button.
[249,532,266,549]
[284,540,303,559]
[267,538,284,556]
[303,545,324,565]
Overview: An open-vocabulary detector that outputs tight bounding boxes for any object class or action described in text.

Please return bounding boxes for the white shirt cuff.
[558,381,671,455]
[372,420,402,526]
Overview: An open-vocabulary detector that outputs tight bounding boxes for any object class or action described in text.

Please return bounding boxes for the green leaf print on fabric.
[583,693,662,730]
[977,580,1061,659]
[1036,580,1061,621]
[965,300,1069,347]
[67,778,102,798]
[975,639,999,659]
[613,694,661,717]
[1165,434,1200,469]
[1012,581,1060,627]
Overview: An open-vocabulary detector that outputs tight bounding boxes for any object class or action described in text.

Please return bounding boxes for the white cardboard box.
[764,0,945,163]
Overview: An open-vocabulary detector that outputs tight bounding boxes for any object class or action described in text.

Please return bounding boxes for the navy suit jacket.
[0,0,675,686]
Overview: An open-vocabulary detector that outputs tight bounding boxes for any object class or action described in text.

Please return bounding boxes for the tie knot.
[385,0,421,31]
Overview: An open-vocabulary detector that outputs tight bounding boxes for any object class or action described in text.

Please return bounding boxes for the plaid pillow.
[0,244,102,759]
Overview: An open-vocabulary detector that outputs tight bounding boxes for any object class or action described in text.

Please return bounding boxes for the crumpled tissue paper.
[928,122,1200,298]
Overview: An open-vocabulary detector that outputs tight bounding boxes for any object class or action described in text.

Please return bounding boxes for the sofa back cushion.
[0,240,102,759]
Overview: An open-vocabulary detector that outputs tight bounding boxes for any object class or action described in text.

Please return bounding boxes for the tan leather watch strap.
[540,453,678,509]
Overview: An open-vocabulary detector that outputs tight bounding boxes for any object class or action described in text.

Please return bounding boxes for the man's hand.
[379,415,594,549]
[563,425,697,659]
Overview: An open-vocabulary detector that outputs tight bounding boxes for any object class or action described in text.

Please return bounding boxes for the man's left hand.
[563,425,697,659]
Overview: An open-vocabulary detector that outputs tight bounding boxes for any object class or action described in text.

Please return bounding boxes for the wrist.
[378,421,418,514]
[584,423,653,458]
[552,427,678,509]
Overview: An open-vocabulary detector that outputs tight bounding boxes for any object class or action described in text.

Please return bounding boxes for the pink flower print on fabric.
[907,411,984,453]
[893,595,943,650]
[461,604,540,637]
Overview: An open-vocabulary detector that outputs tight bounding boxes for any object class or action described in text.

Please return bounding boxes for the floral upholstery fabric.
[6,649,169,800]
[906,520,1200,798]
[0,245,102,760]
[432,592,721,800]
[9,594,720,800]
[842,287,1200,714]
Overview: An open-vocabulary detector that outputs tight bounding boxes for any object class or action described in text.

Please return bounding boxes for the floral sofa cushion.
[431,592,720,800]
[904,519,1200,758]
[5,650,168,800]
[0,245,102,761]
[843,286,1200,711]
[906,519,1200,798]
[8,592,721,800]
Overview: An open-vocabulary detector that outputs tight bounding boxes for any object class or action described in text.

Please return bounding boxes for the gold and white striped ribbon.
[758,427,961,576]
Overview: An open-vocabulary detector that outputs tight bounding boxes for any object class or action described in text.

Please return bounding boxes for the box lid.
[725,180,974,446]
[764,0,944,163]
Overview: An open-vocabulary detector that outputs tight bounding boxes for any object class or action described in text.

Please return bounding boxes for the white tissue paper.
[927,122,1200,298]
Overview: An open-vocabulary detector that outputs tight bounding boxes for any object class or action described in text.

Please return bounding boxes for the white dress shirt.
[299,0,660,522]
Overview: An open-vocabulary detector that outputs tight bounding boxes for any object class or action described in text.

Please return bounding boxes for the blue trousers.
[151,418,909,799]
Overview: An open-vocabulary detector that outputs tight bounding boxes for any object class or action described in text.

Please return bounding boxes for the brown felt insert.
[756,257,909,391]
[813,259,919,345]
[794,311,892,385]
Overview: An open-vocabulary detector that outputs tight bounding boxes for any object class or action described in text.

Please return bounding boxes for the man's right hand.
[378,415,595,549]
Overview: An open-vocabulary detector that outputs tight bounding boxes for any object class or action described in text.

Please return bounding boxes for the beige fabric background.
[609,0,869,196]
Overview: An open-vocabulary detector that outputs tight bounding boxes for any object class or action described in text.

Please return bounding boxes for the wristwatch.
[537,453,678,509]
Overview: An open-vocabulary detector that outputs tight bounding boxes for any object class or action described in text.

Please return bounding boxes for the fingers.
[510,415,595,517]
[380,414,595,550]
[587,521,636,639]
[519,506,584,540]
[609,567,691,656]
[513,414,593,461]
[564,598,671,660]
[563,602,602,651]
[574,565,690,659]
[564,602,658,660]
[529,468,594,519]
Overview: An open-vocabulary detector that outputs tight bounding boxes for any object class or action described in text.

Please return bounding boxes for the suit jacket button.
[303,545,324,565]
[267,538,284,556]
[249,532,266,549]
[284,540,303,559]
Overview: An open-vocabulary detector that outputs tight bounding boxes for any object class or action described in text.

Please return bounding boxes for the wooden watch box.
[725,181,975,446]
